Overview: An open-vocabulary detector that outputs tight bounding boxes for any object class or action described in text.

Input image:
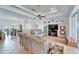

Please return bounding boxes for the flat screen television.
[49,24,58,29]
[48,24,58,36]
[54,24,58,29]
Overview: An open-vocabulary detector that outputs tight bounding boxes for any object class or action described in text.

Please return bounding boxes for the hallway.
[0,35,30,54]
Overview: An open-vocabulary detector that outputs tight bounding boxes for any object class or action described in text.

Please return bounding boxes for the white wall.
[22,18,36,33]
[33,18,68,37]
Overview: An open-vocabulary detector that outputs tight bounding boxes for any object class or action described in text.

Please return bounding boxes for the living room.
[0,5,79,54]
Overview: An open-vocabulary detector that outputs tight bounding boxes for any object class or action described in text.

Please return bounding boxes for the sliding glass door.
[77,11,79,48]
[69,11,79,48]
[69,14,77,41]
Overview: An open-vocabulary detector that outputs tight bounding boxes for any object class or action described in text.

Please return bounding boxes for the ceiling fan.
[36,14,45,19]
[32,5,59,19]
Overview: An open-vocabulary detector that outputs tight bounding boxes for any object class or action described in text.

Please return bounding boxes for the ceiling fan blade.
[33,16,38,19]
[44,10,58,16]
[46,13,62,18]
[48,10,57,14]
[41,16,45,17]
[33,16,41,19]
[47,13,61,16]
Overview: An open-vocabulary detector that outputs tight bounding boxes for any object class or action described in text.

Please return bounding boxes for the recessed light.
[50,8,54,10]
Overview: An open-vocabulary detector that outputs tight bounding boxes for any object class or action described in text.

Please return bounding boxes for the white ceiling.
[22,5,75,18]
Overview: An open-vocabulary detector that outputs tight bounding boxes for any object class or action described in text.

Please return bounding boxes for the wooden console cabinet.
[0,30,5,40]
[67,38,77,47]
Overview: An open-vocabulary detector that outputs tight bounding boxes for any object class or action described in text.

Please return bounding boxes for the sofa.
[18,32,51,54]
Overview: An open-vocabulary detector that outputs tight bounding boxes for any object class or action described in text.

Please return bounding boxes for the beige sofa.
[18,32,51,54]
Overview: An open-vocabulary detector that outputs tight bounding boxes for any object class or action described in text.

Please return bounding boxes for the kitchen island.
[42,36,79,54]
